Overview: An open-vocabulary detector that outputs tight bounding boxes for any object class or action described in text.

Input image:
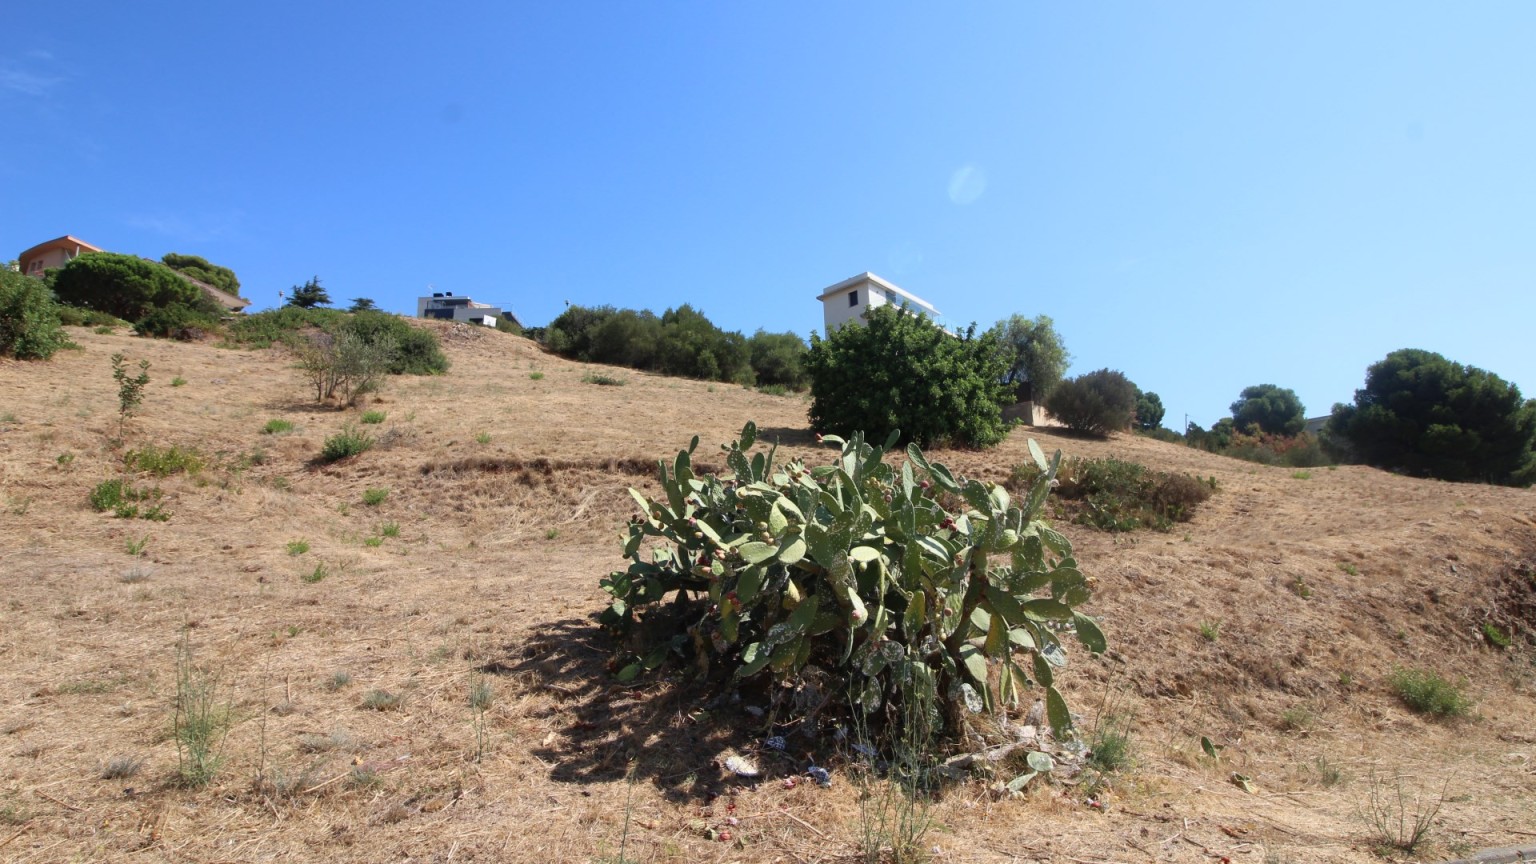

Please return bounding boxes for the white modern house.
[817,272,944,333]
[416,292,505,327]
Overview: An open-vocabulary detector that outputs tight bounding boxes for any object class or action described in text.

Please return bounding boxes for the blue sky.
[5,2,1534,428]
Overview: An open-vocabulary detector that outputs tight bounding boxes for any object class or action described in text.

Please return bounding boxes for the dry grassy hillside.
[1,323,1533,863]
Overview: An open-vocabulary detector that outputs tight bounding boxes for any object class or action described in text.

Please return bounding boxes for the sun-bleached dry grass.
[0,322,1533,862]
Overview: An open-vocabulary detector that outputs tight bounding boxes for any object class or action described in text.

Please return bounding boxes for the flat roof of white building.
[816,272,942,317]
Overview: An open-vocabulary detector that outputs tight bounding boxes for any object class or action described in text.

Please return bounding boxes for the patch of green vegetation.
[360,410,386,424]
[89,478,167,520]
[170,377,187,387]
[302,563,328,584]
[528,371,544,380]
[1011,457,1215,532]
[362,487,389,506]
[320,424,374,462]
[582,372,626,386]
[124,444,205,477]
[286,540,310,556]
[262,418,295,435]
[380,521,401,538]
[1198,620,1220,642]
[1481,622,1511,649]
[1389,668,1471,718]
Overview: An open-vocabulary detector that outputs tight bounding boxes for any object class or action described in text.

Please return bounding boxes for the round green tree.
[806,306,1012,449]
[51,252,209,323]
[1327,349,1536,485]
[1134,388,1165,431]
[1045,369,1139,438]
[1230,384,1306,436]
[990,313,1070,402]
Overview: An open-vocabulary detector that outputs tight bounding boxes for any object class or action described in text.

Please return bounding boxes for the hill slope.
[1,324,1532,863]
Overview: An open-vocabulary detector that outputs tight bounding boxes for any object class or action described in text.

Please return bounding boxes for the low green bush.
[123,444,206,477]
[89,478,168,520]
[0,270,72,360]
[56,305,128,328]
[1011,457,1215,532]
[133,302,222,341]
[582,372,626,386]
[1389,667,1471,718]
[319,424,374,462]
[360,410,386,424]
[262,419,295,435]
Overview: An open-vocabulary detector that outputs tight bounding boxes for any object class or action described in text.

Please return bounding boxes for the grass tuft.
[360,410,386,424]
[582,372,626,386]
[262,418,295,435]
[362,487,389,506]
[320,424,374,462]
[1389,667,1471,718]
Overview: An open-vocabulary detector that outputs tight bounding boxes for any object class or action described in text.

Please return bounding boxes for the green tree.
[285,277,331,309]
[347,297,377,312]
[0,269,71,360]
[1231,384,1306,436]
[748,329,809,391]
[805,306,1012,448]
[1327,349,1536,485]
[1045,369,1138,438]
[990,313,1070,401]
[160,253,242,299]
[1134,388,1165,431]
[51,252,210,323]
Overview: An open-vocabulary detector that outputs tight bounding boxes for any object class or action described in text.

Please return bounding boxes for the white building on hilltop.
[817,272,944,333]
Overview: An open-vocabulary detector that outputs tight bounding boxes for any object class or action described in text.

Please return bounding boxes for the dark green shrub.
[1140,427,1185,444]
[1231,384,1306,436]
[805,306,1011,449]
[1328,349,1536,485]
[319,424,374,462]
[224,306,345,348]
[1133,388,1165,431]
[0,270,71,360]
[493,315,522,335]
[55,305,127,328]
[603,424,1104,752]
[1044,369,1138,437]
[161,253,242,299]
[542,303,757,386]
[1388,667,1471,718]
[133,303,221,341]
[340,311,448,375]
[51,253,207,323]
[581,372,625,386]
[1012,457,1214,532]
[748,329,809,391]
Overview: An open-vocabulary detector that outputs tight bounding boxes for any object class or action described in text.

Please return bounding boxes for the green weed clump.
[1389,668,1471,719]
[262,418,295,435]
[1481,622,1511,649]
[582,372,626,386]
[174,636,229,787]
[360,410,386,425]
[90,479,168,520]
[123,444,205,477]
[362,487,389,506]
[320,424,374,462]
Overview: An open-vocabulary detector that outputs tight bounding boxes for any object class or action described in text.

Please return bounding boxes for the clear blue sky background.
[5,2,1534,428]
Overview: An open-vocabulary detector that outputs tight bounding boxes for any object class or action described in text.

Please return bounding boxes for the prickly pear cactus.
[600,421,1105,741]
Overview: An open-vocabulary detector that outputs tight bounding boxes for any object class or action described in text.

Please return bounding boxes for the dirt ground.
[1,323,1533,863]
